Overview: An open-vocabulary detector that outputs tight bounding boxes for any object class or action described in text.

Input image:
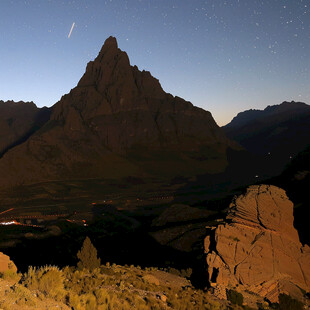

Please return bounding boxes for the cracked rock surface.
[204,185,310,303]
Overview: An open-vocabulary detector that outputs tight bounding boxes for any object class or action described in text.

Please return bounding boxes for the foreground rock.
[0,251,17,273]
[204,185,310,303]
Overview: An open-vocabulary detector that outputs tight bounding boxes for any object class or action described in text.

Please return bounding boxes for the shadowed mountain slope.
[224,101,310,156]
[0,37,236,187]
[223,101,310,176]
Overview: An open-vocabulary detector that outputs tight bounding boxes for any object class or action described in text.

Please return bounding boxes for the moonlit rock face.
[205,185,310,303]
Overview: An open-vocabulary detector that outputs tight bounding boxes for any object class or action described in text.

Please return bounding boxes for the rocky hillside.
[205,185,310,305]
[0,37,235,188]
[0,252,229,310]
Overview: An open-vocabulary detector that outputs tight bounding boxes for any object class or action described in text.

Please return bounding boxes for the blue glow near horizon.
[0,0,309,126]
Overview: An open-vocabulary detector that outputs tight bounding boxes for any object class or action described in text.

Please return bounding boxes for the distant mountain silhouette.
[0,101,50,158]
[225,101,310,130]
[223,101,310,175]
[0,37,236,187]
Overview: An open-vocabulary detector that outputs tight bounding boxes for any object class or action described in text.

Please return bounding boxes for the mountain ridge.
[222,101,310,177]
[224,101,310,129]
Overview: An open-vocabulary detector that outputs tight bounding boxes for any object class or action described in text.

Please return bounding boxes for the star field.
[0,0,309,125]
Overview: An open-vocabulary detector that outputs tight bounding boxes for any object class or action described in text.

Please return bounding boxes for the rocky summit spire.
[101,36,118,51]
[96,36,120,63]
[77,36,132,93]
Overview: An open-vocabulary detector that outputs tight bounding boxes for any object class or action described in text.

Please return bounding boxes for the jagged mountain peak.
[0,36,235,187]
[53,36,221,150]
[96,36,120,59]
[78,36,130,90]
[77,35,164,105]
[101,36,118,49]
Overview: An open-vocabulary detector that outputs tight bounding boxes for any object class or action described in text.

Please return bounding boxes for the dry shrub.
[22,265,65,301]
[226,289,243,306]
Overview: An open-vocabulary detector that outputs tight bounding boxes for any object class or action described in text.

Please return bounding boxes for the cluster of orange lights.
[0,220,20,226]
[66,219,88,226]
[0,220,40,228]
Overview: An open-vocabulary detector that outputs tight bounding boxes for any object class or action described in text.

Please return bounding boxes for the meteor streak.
[68,22,75,38]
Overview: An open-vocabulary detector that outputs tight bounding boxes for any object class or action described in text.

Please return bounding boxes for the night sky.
[0,0,309,125]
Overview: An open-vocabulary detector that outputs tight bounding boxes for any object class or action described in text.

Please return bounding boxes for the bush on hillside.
[22,265,65,301]
[226,289,243,306]
[269,294,304,310]
[77,237,101,271]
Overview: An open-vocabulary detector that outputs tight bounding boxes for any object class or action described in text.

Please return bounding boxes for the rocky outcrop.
[0,36,236,187]
[204,185,310,303]
[0,252,17,273]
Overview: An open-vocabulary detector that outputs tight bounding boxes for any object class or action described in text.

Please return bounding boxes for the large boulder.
[0,252,17,273]
[204,185,310,303]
